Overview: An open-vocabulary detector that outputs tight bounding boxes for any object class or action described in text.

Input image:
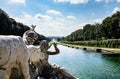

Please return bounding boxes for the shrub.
[61,39,120,48]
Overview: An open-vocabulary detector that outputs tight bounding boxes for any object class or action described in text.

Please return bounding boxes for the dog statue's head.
[23,25,38,45]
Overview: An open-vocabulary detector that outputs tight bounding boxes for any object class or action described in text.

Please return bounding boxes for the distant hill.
[47,36,63,41]
[0,8,47,43]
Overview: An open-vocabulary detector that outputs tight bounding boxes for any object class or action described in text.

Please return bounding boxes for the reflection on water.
[49,45,120,79]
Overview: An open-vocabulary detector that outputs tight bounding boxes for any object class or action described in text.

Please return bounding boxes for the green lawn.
[58,42,120,53]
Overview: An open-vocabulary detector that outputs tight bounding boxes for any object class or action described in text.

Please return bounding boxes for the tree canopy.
[0,9,47,42]
[65,11,120,41]
[0,9,30,36]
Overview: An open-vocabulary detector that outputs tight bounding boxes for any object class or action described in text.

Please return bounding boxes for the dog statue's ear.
[31,25,36,31]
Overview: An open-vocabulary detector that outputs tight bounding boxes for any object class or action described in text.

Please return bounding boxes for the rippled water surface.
[49,45,120,79]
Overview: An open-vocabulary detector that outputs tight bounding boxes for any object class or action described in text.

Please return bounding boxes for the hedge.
[61,39,120,48]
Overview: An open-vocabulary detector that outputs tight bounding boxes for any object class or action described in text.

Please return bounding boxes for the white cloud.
[95,0,114,3]
[12,10,106,37]
[105,0,113,3]
[116,0,120,2]
[54,0,89,4]
[112,7,120,14]
[13,13,81,36]
[67,16,76,20]
[9,0,25,4]
[13,11,104,37]
[95,0,103,2]
[14,14,34,25]
[70,0,89,4]
[93,18,103,23]
[95,0,120,3]
[46,10,62,16]
[34,13,53,21]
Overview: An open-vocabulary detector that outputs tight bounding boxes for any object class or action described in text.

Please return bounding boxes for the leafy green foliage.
[66,29,83,41]
[61,39,120,48]
[0,9,48,44]
[65,11,120,41]
[0,9,30,36]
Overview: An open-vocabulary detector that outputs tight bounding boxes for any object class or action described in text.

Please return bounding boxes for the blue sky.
[0,0,120,36]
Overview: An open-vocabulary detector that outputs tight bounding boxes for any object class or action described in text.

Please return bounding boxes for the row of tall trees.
[0,9,47,42]
[66,11,120,41]
[0,9,30,36]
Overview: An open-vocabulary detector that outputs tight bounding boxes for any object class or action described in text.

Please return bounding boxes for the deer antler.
[31,25,36,31]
